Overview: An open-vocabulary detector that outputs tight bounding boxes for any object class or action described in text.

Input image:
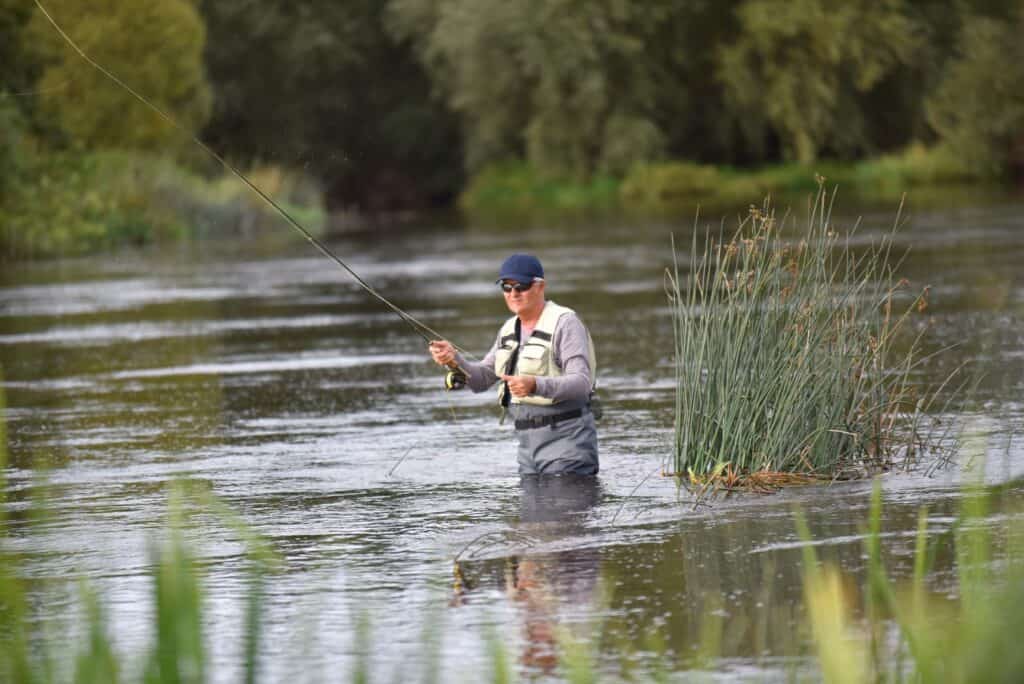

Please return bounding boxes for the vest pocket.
[516,343,548,376]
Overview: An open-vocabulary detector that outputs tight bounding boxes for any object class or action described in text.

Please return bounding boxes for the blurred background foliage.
[1,0,1023,258]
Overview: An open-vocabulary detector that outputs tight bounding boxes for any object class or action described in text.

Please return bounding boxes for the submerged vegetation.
[666,187,954,486]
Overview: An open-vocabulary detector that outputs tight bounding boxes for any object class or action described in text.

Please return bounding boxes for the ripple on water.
[2,203,1024,681]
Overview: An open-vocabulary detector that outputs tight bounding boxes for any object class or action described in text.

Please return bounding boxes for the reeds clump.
[667,185,940,487]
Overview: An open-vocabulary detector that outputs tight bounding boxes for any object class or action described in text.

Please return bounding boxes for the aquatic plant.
[666,184,949,486]
[798,476,1024,683]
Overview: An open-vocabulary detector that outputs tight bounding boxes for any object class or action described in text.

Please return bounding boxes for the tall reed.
[666,186,935,483]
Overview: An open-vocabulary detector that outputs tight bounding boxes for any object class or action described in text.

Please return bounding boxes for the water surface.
[2,194,1024,681]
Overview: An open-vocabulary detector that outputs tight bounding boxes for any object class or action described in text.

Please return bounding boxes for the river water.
[2,193,1024,681]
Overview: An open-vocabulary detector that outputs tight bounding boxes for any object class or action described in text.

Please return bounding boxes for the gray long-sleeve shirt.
[456,311,593,404]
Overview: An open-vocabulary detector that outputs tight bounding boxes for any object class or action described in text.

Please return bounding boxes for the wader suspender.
[500,318,522,409]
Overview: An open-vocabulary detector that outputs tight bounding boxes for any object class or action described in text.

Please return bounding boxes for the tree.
[1,0,41,101]
[389,0,684,178]
[1,0,36,195]
[199,0,463,212]
[26,0,211,152]
[716,0,919,163]
[926,6,1024,176]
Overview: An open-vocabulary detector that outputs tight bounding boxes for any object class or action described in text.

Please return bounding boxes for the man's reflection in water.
[507,474,603,675]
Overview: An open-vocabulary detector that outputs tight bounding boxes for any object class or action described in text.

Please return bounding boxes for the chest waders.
[492,302,598,475]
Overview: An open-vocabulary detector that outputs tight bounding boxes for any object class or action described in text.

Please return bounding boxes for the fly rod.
[31,0,470,368]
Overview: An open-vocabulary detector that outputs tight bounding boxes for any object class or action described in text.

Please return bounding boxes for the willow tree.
[388,0,679,178]
[26,0,211,152]
[926,7,1024,176]
[199,0,462,212]
[716,0,918,164]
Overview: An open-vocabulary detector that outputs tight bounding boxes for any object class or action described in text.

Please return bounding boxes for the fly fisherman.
[429,254,599,475]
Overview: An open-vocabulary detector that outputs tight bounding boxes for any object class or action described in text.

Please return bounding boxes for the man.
[429,253,599,475]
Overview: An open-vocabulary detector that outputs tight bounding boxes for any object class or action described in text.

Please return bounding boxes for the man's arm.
[455,337,500,393]
[532,314,592,403]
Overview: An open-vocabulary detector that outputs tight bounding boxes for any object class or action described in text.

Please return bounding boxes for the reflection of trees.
[598,515,809,665]
[597,495,968,670]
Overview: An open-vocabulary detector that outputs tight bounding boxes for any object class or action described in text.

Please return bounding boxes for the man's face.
[502,279,545,317]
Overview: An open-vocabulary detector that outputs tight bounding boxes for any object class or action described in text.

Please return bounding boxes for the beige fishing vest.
[494,301,596,406]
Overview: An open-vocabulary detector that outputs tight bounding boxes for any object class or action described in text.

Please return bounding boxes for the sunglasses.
[500,280,536,293]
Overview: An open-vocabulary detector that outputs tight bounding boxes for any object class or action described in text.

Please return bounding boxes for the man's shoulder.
[552,308,590,338]
[545,301,584,324]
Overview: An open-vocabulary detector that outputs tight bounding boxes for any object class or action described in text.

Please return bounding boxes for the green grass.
[0,476,275,684]
[665,186,947,484]
[459,145,1005,217]
[459,161,623,215]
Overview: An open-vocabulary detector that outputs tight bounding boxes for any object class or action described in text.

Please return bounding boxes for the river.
[2,192,1023,681]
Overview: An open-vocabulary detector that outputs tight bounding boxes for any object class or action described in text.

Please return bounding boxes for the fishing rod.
[32,0,472,386]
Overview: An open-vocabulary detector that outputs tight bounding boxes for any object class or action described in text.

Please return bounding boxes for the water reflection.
[513,475,603,674]
[456,475,604,675]
[2,197,1024,680]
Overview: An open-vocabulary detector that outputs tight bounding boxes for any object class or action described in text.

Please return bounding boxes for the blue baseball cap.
[497,253,544,284]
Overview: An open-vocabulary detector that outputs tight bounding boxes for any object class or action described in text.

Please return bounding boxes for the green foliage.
[200,0,462,211]
[144,493,206,684]
[800,476,1024,683]
[666,189,936,480]
[0,95,28,197]
[75,586,120,684]
[926,7,1024,175]
[622,162,722,202]
[3,0,1023,252]
[852,142,993,190]
[389,0,674,178]
[0,149,325,260]
[621,162,762,211]
[0,478,278,684]
[459,162,620,214]
[0,0,43,102]
[717,0,919,164]
[26,0,211,153]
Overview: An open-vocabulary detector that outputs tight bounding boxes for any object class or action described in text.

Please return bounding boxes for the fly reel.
[444,365,468,391]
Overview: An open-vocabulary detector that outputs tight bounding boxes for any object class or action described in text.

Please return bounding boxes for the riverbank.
[459,144,1005,215]
[0,148,325,261]
[3,143,1015,261]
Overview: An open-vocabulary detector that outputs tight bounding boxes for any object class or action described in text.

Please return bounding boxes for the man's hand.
[429,340,457,367]
[501,374,537,397]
